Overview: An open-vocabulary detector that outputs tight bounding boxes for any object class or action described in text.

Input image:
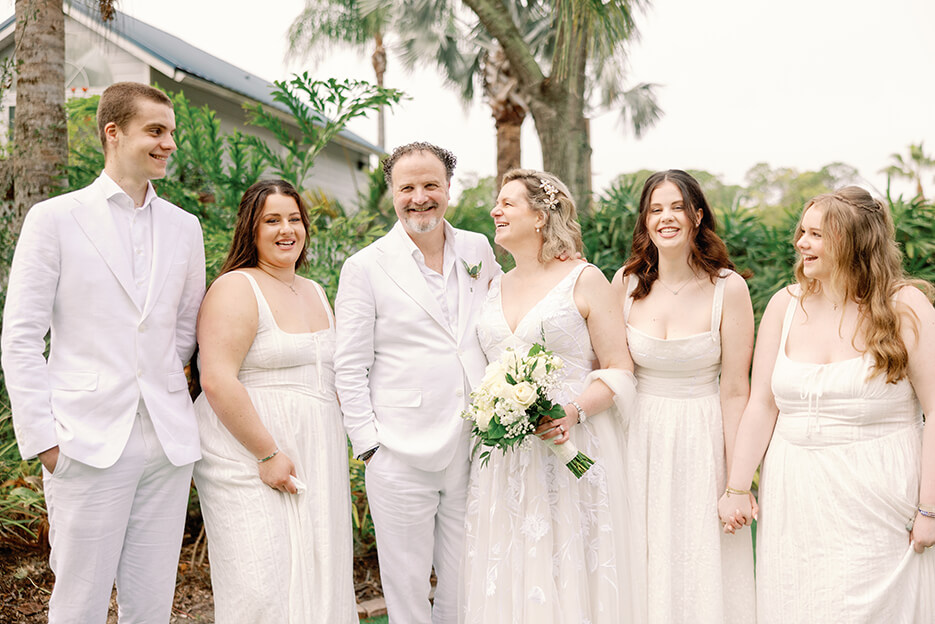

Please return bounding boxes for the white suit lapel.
[142,200,182,320]
[379,223,453,336]
[70,184,141,312]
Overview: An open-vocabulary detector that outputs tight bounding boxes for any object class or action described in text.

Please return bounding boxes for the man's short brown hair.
[97,82,173,152]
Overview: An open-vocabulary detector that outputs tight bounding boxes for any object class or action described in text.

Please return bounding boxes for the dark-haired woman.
[612,170,756,622]
[192,180,356,623]
[719,187,935,622]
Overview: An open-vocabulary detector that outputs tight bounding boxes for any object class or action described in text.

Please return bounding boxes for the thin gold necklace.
[656,276,693,295]
[258,266,298,295]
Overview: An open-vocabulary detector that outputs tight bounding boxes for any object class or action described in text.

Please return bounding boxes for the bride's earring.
[536,227,540,233]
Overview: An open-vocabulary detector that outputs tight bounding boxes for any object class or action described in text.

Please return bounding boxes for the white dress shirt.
[99,172,157,308]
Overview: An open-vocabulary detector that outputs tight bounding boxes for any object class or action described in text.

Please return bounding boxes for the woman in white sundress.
[462,169,638,623]
[193,180,357,623]
[612,169,756,623]
[720,186,935,623]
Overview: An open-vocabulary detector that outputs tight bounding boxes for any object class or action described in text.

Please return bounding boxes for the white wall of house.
[0,15,375,213]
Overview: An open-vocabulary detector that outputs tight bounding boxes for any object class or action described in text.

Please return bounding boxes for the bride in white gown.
[462,170,638,623]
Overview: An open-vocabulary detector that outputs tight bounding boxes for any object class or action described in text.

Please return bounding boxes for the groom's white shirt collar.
[396,220,459,330]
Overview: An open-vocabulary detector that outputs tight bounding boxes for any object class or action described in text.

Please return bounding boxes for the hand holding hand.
[717,489,757,534]
[258,451,298,494]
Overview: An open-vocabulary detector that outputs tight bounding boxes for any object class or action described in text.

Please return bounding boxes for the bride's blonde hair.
[793,186,933,383]
[501,169,583,263]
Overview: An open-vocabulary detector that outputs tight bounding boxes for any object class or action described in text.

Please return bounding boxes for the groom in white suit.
[335,142,498,623]
[1,82,204,622]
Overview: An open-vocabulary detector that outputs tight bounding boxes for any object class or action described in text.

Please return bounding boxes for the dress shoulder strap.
[311,280,335,330]
[230,270,273,325]
[622,272,638,323]
[710,268,732,334]
[778,285,800,354]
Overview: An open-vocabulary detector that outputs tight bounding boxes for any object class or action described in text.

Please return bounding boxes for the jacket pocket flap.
[372,388,422,408]
[50,371,99,391]
[167,372,189,392]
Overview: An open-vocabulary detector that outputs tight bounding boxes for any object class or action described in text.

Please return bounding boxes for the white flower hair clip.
[539,178,561,210]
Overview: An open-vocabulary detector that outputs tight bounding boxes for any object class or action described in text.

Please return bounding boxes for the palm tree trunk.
[12,0,68,235]
[371,31,387,151]
[495,111,522,186]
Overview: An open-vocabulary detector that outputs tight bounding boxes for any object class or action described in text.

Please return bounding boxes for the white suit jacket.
[1,175,205,468]
[334,221,499,472]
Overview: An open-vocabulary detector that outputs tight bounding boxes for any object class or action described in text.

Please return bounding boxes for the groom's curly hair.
[382,142,457,187]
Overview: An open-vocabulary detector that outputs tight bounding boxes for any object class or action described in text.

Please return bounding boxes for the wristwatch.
[358,447,379,462]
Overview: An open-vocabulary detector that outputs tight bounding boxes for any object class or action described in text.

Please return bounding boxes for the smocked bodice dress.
[192,271,357,623]
[756,291,935,623]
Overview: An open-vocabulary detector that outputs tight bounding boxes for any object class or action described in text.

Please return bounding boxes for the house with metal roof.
[0,3,381,210]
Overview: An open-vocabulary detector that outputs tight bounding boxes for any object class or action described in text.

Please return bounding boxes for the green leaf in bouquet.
[505,372,517,385]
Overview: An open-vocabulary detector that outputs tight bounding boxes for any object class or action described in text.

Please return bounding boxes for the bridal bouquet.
[462,343,594,478]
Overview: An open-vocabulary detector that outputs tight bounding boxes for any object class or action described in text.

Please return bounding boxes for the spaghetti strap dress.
[755,289,935,623]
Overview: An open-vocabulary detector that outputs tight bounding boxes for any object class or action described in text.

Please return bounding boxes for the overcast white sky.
[7,0,935,200]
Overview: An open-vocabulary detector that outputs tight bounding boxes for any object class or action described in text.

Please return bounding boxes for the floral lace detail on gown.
[463,263,631,624]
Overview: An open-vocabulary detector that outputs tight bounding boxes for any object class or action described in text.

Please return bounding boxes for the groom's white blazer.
[1,175,205,468]
[335,221,498,472]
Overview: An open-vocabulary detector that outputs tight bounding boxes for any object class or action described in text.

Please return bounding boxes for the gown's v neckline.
[498,264,582,335]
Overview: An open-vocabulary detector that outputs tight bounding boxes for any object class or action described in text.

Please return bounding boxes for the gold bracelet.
[919,503,935,514]
[725,486,751,496]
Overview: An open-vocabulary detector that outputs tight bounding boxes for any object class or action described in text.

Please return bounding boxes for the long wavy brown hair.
[793,186,933,383]
[623,170,734,300]
[218,179,310,276]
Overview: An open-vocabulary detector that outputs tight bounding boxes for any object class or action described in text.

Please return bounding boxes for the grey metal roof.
[0,4,382,155]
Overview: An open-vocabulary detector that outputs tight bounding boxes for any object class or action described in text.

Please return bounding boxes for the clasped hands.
[717,489,759,534]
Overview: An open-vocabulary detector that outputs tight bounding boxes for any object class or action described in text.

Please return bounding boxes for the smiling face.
[796,204,828,281]
[391,150,450,236]
[491,179,542,251]
[255,193,306,269]
[645,180,700,252]
[105,98,177,187]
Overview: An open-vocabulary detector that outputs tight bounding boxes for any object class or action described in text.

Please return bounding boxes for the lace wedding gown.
[755,290,935,623]
[192,272,357,623]
[624,270,755,623]
[462,263,632,623]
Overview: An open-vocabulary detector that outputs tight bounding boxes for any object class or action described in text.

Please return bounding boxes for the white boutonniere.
[461,260,482,291]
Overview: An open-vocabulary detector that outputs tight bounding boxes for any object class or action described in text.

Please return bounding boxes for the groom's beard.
[401,202,443,234]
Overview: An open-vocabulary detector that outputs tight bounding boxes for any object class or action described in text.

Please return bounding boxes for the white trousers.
[365,443,471,624]
[42,410,193,623]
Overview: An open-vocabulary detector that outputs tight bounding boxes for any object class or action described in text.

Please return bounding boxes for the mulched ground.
[0,522,383,623]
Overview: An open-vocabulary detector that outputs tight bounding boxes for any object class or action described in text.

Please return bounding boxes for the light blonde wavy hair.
[501,169,583,263]
[793,186,933,383]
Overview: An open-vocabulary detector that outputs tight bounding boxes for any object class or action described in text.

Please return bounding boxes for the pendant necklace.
[657,276,693,295]
[259,267,298,295]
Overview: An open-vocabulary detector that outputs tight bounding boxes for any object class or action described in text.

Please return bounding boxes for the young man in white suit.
[335,142,498,623]
[1,82,205,622]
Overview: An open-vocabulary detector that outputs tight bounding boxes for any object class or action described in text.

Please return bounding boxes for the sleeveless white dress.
[756,291,935,623]
[624,270,756,623]
[462,263,632,624]
[192,272,357,624]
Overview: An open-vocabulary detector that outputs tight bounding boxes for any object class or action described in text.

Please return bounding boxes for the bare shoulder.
[578,263,610,287]
[204,271,256,311]
[895,282,934,309]
[722,271,752,303]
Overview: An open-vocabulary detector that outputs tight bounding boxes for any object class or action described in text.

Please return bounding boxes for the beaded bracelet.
[570,401,587,424]
[724,486,751,496]
[257,448,279,463]
[919,503,935,514]
[919,508,935,519]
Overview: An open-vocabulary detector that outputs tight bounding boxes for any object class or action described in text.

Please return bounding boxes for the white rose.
[512,381,537,408]
[488,378,513,401]
[529,359,549,382]
[475,407,494,432]
[481,360,505,386]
